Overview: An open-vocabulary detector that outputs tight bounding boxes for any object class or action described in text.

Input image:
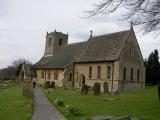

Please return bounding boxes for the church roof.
[34,29,132,69]
[75,29,131,62]
[34,41,86,69]
[24,64,36,76]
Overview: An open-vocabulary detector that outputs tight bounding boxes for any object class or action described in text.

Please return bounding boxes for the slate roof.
[34,29,132,69]
[24,64,36,76]
[75,30,131,62]
[34,41,86,69]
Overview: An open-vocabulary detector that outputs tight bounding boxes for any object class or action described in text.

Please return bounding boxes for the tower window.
[48,38,52,46]
[54,71,58,80]
[59,38,63,45]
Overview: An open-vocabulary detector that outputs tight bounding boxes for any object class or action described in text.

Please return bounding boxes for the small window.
[131,68,133,80]
[69,73,72,81]
[97,66,101,79]
[123,67,126,80]
[129,44,132,56]
[48,38,52,46]
[137,69,140,81]
[47,71,50,79]
[54,71,58,80]
[107,66,111,79]
[89,66,92,79]
[41,70,44,79]
[59,38,63,45]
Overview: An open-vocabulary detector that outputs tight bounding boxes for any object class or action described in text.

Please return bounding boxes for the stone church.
[34,26,145,92]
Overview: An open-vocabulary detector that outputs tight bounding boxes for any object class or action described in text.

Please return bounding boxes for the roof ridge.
[92,29,130,38]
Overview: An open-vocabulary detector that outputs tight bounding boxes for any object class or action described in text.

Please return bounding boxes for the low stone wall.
[118,80,145,92]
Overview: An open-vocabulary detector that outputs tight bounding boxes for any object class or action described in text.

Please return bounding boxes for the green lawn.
[43,86,160,120]
[0,83,33,120]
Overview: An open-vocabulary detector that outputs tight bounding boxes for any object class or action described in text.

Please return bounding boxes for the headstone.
[93,82,100,95]
[81,85,88,95]
[45,81,50,89]
[103,82,109,93]
[50,82,55,89]
[23,82,33,98]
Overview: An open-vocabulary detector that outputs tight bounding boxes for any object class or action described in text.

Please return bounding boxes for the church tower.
[44,30,68,56]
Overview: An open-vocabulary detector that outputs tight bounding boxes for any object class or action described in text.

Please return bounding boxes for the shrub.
[65,104,79,116]
[55,99,64,106]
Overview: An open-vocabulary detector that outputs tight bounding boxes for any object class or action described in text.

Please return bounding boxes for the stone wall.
[74,62,116,92]
[36,69,64,87]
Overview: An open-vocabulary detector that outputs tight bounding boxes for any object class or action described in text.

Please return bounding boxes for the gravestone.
[103,82,109,93]
[23,82,33,98]
[45,81,50,89]
[81,85,88,95]
[93,82,100,95]
[50,82,55,89]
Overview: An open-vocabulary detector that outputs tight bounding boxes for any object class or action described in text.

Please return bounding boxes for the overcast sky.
[0,0,159,69]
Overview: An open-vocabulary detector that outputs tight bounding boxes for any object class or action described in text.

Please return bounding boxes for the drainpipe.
[111,62,114,94]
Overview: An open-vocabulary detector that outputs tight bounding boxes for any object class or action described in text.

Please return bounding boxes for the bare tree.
[85,0,160,33]
[12,58,32,70]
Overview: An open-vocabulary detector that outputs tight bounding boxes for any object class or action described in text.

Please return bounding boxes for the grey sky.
[0,0,159,68]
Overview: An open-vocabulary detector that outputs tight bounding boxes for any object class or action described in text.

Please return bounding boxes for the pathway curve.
[31,87,66,120]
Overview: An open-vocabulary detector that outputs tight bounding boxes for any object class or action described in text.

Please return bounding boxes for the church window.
[107,66,111,79]
[131,68,133,80]
[48,71,50,79]
[69,73,72,81]
[123,67,126,80]
[59,38,63,45]
[97,66,101,79]
[41,70,44,79]
[54,71,58,80]
[137,69,140,81]
[89,66,92,79]
[48,38,52,46]
[77,72,78,82]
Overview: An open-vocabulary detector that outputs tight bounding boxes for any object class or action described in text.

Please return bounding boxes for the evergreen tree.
[145,49,160,85]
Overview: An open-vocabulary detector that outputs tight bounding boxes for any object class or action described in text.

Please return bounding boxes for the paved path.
[31,87,66,120]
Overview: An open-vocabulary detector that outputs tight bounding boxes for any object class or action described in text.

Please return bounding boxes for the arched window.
[54,71,58,80]
[41,70,44,79]
[107,66,111,79]
[69,73,72,81]
[137,69,140,81]
[97,66,101,79]
[123,67,126,80]
[47,71,50,79]
[89,66,92,79]
[131,68,133,80]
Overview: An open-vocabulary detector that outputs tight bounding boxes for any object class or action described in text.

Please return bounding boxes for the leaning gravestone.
[103,82,109,93]
[23,82,33,98]
[93,82,100,95]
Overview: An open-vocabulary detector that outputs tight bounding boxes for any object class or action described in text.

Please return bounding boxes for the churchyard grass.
[43,86,160,120]
[0,82,33,120]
